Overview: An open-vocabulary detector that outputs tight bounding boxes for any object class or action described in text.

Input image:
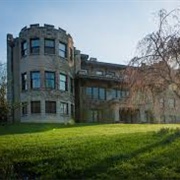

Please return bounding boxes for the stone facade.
[7,24,79,123]
[7,24,180,123]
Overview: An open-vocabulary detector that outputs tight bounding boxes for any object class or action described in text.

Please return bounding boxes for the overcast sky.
[0,0,180,64]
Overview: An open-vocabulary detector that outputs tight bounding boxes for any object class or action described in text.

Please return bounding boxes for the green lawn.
[1,123,180,179]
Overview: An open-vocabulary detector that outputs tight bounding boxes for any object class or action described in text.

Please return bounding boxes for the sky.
[0,0,180,65]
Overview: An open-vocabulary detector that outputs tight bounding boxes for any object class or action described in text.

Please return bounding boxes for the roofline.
[82,60,127,69]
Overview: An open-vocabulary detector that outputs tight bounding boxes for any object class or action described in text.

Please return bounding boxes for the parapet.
[19,24,68,36]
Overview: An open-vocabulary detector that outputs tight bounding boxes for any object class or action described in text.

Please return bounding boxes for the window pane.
[21,41,27,56]
[96,71,103,75]
[86,87,92,97]
[23,42,27,49]
[45,39,55,47]
[31,71,40,89]
[59,43,66,51]
[31,101,41,113]
[45,72,55,89]
[32,72,40,79]
[59,74,67,91]
[59,51,65,57]
[22,73,27,90]
[59,42,67,58]
[22,102,28,115]
[112,89,116,99]
[60,74,66,81]
[99,88,105,100]
[117,90,121,98]
[60,102,68,115]
[45,101,56,113]
[31,39,39,47]
[93,87,98,99]
[70,78,74,93]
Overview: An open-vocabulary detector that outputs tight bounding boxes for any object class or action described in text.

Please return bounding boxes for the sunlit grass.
[1,123,180,179]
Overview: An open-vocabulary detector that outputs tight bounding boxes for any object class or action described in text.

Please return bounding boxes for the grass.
[1,123,180,179]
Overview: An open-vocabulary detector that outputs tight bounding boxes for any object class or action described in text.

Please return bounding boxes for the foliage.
[1,123,180,179]
[0,62,8,124]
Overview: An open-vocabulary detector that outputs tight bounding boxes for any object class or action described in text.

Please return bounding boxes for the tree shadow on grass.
[78,128,180,179]
[0,122,106,135]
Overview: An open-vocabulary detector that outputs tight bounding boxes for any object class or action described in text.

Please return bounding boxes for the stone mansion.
[7,24,180,123]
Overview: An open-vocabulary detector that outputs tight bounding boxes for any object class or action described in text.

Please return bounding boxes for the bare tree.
[125,9,180,98]
[123,9,180,122]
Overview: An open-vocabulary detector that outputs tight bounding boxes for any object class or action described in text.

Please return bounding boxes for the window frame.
[30,38,40,54]
[45,71,55,89]
[96,70,103,76]
[22,102,28,115]
[70,47,73,61]
[45,101,56,114]
[168,98,176,109]
[21,41,27,56]
[59,42,67,58]
[85,87,106,100]
[30,71,41,89]
[159,98,165,109]
[60,102,69,115]
[21,72,27,91]
[59,73,68,91]
[31,101,41,114]
[44,39,55,54]
[71,104,74,118]
[70,77,74,94]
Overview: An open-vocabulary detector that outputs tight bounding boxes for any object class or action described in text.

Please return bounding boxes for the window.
[70,78,74,94]
[21,41,27,56]
[45,101,56,114]
[86,87,92,97]
[59,42,67,58]
[159,98,165,108]
[111,89,129,99]
[168,98,176,109]
[71,104,74,118]
[30,38,40,54]
[99,88,105,100]
[93,87,99,99]
[89,110,101,122]
[31,101,41,114]
[45,71,55,89]
[60,102,68,115]
[31,71,40,89]
[22,102,27,115]
[85,87,106,100]
[96,70,103,75]
[70,47,73,61]
[106,71,115,77]
[44,39,55,54]
[59,73,67,91]
[112,89,117,99]
[21,72,27,90]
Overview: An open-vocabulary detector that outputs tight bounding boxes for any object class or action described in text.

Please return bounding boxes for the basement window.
[31,101,41,114]
[45,101,56,114]
[60,102,69,115]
